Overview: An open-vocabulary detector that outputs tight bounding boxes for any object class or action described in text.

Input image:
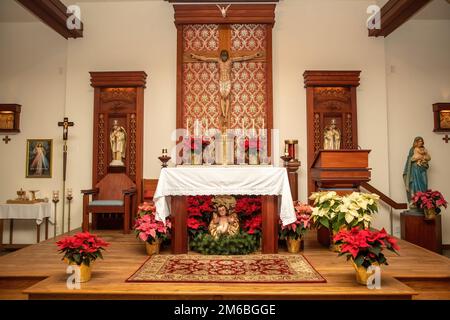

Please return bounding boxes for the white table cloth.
[154,166,296,226]
[0,202,54,225]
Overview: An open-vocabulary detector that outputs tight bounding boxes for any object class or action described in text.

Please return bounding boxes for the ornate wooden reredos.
[90,71,147,203]
[172,4,276,155]
[303,71,361,194]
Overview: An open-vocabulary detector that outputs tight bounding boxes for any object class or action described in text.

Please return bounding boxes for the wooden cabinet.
[0,104,21,133]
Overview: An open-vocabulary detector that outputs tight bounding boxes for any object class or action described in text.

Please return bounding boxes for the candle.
[205,118,209,135]
[186,118,190,136]
[194,119,200,137]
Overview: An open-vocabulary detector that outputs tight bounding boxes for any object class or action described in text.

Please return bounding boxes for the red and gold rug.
[127,254,326,283]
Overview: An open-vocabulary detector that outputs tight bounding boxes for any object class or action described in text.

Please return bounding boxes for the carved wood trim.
[16,0,83,39]
[90,72,147,88]
[368,0,432,38]
[172,4,276,25]
[304,71,361,88]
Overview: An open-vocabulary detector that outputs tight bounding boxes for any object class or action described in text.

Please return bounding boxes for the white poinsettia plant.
[309,191,380,232]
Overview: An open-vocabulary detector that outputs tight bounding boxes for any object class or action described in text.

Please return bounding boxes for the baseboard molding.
[442,244,450,250]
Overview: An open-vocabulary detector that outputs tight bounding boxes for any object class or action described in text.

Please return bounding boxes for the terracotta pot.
[286,237,302,253]
[351,260,379,285]
[424,208,436,221]
[145,240,161,256]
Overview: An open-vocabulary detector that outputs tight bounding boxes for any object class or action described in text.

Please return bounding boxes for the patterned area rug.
[127,254,326,283]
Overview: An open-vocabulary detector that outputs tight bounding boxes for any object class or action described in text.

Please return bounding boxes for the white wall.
[0,22,67,243]
[273,0,391,231]
[1,0,449,244]
[385,19,450,243]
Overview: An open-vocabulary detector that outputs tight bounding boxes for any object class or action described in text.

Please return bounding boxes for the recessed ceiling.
[413,0,450,20]
[0,0,37,23]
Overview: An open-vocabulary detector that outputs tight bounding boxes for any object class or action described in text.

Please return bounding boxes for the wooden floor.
[0,229,449,300]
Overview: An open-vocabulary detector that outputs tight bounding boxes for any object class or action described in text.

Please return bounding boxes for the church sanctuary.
[1,0,450,302]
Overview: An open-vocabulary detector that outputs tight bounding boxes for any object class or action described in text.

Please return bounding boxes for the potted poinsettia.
[412,190,448,220]
[333,227,400,285]
[310,191,380,250]
[280,202,312,253]
[56,232,109,282]
[134,202,171,255]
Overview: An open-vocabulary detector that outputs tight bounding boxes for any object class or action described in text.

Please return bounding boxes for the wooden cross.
[57,117,74,141]
[2,136,11,144]
[443,135,450,144]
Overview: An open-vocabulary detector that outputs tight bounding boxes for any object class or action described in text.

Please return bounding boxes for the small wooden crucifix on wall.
[443,135,449,144]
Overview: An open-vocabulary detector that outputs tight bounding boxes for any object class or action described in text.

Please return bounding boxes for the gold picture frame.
[26,139,52,178]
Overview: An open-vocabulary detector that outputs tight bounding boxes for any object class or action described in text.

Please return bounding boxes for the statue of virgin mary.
[403,137,431,204]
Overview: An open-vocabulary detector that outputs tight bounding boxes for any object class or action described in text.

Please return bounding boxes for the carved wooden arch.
[304,70,361,194]
[172,4,276,157]
[90,71,147,203]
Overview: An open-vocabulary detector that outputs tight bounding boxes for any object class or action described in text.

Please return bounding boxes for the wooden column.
[171,196,188,254]
[285,160,300,201]
[37,224,40,243]
[9,219,14,244]
[401,211,442,254]
[261,195,278,254]
[0,219,3,247]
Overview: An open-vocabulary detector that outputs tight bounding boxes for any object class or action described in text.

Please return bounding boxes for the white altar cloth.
[0,202,53,225]
[154,167,297,226]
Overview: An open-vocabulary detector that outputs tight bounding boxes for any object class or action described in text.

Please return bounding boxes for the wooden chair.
[81,173,136,234]
[142,179,158,203]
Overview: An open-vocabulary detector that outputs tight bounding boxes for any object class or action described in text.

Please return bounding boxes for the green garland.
[189,232,260,255]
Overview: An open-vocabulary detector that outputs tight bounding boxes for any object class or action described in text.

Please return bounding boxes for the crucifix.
[57,117,75,235]
[443,135,450,144]
[190,50,263,130]
[2,136,11,144]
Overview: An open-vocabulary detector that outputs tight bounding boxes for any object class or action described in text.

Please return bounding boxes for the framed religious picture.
[26,139,52,178]
[433,103,450,132]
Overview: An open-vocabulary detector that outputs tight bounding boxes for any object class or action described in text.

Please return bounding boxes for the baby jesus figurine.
[412,142,431,167]
[208,205,240,239]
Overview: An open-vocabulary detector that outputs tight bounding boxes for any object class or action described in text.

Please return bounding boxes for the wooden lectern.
[310,150,371,192]
[311,150,371,246]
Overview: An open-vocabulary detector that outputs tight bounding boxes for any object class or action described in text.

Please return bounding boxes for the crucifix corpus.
[57,117,74,235]
[191,50,263,130]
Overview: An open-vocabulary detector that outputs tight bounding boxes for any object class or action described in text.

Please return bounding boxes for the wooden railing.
[360,182,407,210]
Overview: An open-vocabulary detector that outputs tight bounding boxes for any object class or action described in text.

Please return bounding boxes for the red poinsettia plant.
[412,190,448,213]
[333,227,400,269]
[56,232,109,266]
[280,202,312,240]
[134,202,171,244]
[184,136,211,153]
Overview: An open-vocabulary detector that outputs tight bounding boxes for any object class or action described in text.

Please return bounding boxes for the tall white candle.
[194,119,200,137]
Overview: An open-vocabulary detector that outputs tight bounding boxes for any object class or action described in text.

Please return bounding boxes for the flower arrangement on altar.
[56,232,109,282]
[411,190,447,220]
[187,195,262,255]
[134,202,171,255]
[280,202,312,253]
[333,227,400,285]
[310,191,380,232]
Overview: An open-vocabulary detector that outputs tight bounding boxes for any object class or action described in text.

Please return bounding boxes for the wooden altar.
[171,196,278,254]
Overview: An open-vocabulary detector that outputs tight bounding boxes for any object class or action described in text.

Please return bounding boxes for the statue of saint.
[190,50,262,129]
[110,120,127,166]
[403,136,431,204]
[208,196,240,239]
[323,119,341,150]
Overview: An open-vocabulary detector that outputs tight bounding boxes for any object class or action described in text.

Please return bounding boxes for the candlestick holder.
[66,192,73,234]
[52,192,59,238]
[158,149,171,168]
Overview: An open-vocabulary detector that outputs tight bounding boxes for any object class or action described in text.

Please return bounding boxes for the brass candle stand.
[66,189,73,234]
[158,149,171,168]
[52,191,59,238]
